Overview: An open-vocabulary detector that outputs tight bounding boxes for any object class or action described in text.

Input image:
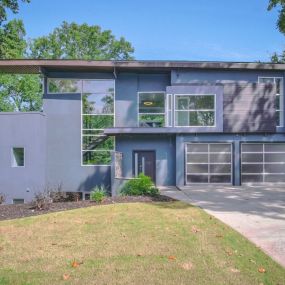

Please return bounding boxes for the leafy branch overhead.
[0,0,30,24]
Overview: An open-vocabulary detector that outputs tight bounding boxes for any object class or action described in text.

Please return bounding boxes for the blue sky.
[7,0,285,62]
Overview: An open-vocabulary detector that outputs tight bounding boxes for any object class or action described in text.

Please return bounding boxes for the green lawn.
[0,202,284,285]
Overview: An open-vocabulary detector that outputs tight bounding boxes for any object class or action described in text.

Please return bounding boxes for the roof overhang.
[0,60,285,74]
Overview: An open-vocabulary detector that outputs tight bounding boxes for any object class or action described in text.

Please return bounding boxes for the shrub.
[31,191,52,210]
[121,173,159,196]
[90,186,107,203]
[0,193,5,204]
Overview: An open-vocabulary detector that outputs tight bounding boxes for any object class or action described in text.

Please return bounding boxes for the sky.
[6,0,285,62]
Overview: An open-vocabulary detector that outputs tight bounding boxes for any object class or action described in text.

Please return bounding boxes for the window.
[138,92,165,127]
[48,79,82,93]
[175,95,215,127]
[13,199,24,204]
[258,77,284,127]
[11,148,24,167]
[81,80,115,165]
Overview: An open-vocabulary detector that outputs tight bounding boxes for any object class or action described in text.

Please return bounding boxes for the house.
[0,60,285,204]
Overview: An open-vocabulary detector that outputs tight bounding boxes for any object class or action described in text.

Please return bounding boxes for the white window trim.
[137,91,166,127]
[174,94,216,127]
[258,76,284,127]
[11,147,25,168]
[80,79,115,167]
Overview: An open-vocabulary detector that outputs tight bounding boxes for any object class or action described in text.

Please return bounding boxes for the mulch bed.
[0,195,175,221]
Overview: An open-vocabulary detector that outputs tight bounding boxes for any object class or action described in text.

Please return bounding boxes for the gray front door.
[133,151,156,183]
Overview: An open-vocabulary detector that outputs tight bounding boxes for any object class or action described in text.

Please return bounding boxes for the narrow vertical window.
[12,148,25,167]
[167,94,172,127]
[81,80,115,165]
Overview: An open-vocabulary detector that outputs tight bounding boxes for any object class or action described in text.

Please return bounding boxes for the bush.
[121,174,159,196]
[90,186,107,203]
[31,191,52,210]
[0,193,5,204]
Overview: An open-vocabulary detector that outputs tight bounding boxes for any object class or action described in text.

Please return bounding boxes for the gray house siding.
[0,113,46,203]
[43,93,111,193]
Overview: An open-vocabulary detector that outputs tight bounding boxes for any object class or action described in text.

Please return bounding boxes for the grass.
[0,202,284,285]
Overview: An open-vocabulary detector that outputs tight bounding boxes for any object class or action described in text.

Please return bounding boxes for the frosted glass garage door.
[186,143,232,184]
[241,143,285,183]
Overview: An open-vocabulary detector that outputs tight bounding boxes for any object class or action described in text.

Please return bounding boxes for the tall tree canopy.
[0,0,30,24]
[0,21,134,111]
[29,22,134,60]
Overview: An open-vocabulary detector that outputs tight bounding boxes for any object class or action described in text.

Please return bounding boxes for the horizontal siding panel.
[223,83,276,132]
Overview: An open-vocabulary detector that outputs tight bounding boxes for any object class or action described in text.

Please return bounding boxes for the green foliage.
[29,21,134,60]
[90,186,107,203]
[268,0,285,34]
[121,174,159,196]
[0,73,42,111]
[0,0,30,24]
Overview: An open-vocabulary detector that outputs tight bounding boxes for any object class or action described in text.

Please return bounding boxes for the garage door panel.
[242,174,264,183]
[242,144,263,152]
[187,153,208,163]
[264,144,285,152]
[209,144,231,153]
[186,144,208,153]
[210,153,231,163]
[265,174,285,182]
[241,143,285,184]
[264,153,285,163]
[186,164,208,173]
[264,164,285,173]
[242,153,263,163]
[210,164,231,173]
[210,175,231,183]
[187,175,208,183]
[186,143,232,184]
[242,164,263,173]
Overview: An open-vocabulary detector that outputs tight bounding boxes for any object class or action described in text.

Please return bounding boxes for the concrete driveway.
[161,184,285,267]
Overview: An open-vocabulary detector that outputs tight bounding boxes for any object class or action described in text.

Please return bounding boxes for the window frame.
[174,94,216,127]
[11,147,25,168]
[258,76,284,127]
[137,91,166,127]
[80,79,115,167]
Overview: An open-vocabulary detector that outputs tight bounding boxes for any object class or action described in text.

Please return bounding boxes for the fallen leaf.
[230,268,240,273]
[181,262,193,270]
[215,234,223,238]
[225,249,233,256]
[137,254,142,257]
[191,226,201,233]
[258,267,266,273]
[62,274,70,280]
[249,259,256,264]
[71,260,80,268]
[168,256,176,261]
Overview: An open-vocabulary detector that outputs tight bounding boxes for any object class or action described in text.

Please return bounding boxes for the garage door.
[186,143,232,184]
[241,143,285,183]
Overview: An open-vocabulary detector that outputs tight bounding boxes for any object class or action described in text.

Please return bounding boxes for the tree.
[0,0,30,24]
[0,19,42,111]
[268,0,285,34]
[29,21,134,60]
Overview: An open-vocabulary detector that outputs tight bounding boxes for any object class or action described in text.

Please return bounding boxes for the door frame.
[132,150,156,184]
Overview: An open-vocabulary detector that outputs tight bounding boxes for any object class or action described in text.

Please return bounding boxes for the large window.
[258,77,284,127]
[175,95,215,127]
[81,80,115,165]
[138,92,165,127]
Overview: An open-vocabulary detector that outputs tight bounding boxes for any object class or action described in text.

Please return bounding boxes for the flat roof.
[0,59,284,74]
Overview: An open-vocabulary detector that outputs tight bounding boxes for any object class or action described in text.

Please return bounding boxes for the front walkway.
[160,184,285,267]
